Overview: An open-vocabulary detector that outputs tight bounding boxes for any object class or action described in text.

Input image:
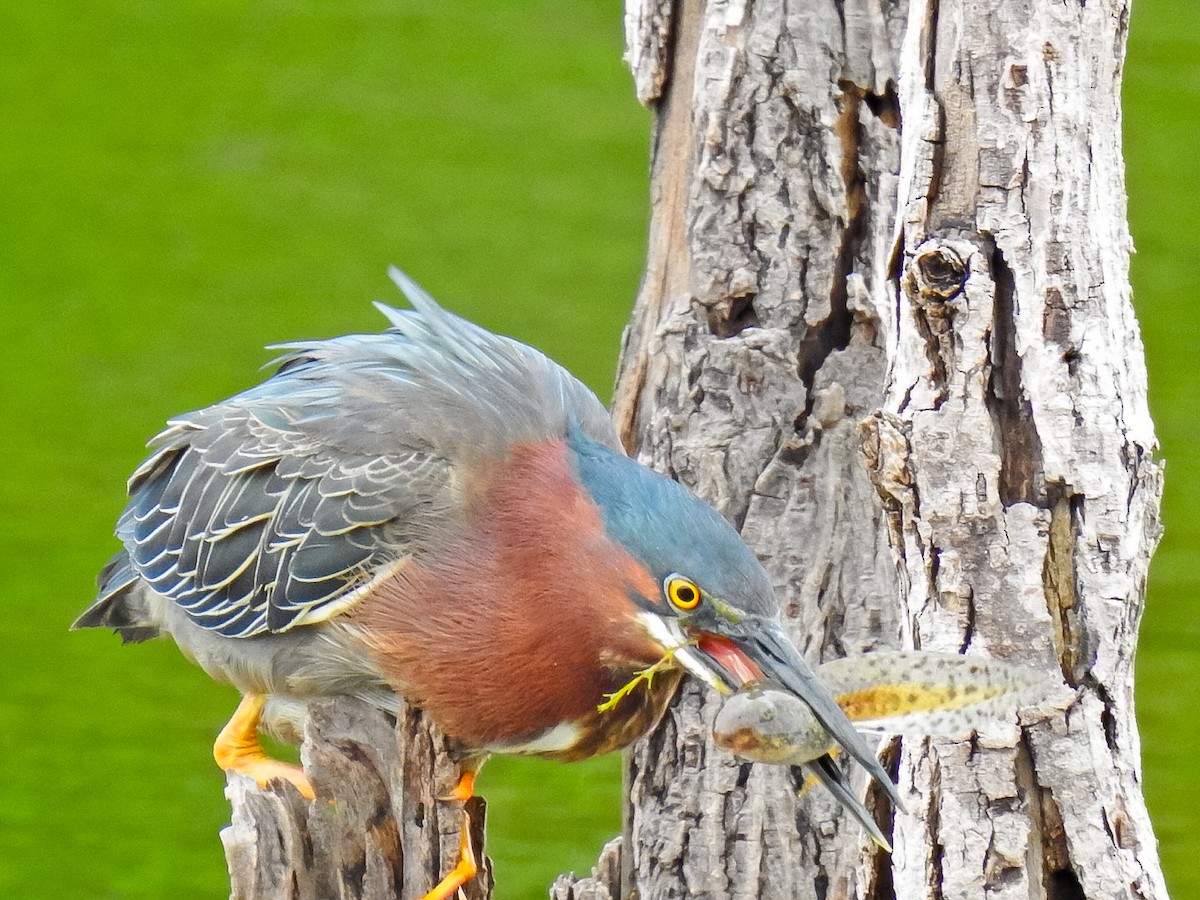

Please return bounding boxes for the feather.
[101,273,619,637]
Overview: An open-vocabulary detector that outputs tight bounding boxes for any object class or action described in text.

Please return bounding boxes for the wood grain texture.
[559,0,1166,897]
[222,698,492,900]
[613,0,909,896]
[881,1,1165,896]
[223,0,1165,895]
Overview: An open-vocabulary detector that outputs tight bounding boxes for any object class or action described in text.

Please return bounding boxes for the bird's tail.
[71,552,160,643]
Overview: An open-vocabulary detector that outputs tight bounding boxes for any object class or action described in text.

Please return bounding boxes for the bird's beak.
[638,610,907,811]
[722,620,908,811]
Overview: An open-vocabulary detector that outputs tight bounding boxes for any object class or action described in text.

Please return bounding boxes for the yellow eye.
[665,576,701,611]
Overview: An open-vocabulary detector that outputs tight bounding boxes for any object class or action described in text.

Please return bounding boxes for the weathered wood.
[222,698,492,900]
[558,0,1166,897]
[610,0,909,895]
[549,837,624,900]
[623,0,675,105]
[224,0,1167,896]
[877,1,1166,894]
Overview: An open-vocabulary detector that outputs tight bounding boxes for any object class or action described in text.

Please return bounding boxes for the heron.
[74,269,903,898]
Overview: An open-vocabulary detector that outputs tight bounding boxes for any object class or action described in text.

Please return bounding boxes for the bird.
[73,268,906,899]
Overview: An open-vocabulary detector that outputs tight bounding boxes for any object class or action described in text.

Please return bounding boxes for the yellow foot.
[213,693,315,800]
[422,811,477,900]
[441,768,477,803]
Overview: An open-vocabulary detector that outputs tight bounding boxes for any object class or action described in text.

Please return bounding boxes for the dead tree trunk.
[225,2,1166,898]
[555,0,1167,898]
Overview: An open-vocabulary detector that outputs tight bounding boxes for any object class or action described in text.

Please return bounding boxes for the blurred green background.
[0,2,1194,898]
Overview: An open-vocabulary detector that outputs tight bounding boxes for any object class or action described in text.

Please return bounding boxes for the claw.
[440,768,477,803]
[214,693,315,800]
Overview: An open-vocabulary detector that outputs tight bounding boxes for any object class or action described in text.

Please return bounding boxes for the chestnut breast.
[352,438,676,760]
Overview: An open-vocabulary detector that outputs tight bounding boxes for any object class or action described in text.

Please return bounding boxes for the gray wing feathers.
[109,271,617,639]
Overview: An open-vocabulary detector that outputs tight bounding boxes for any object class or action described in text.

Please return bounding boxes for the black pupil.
[676,585,695,603]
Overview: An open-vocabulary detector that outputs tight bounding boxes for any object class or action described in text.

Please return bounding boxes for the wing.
[113,269,619,638]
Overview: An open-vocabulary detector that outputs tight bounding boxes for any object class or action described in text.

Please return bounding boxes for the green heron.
[74,269,905,899]
[714,651,1054,847]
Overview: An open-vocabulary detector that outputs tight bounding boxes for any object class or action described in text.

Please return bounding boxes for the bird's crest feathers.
[98,271,619,639]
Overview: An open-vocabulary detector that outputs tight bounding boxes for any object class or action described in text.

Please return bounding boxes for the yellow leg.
[443,768,477,803]
[422,764,483,899]
[422,812,477,900]
[213,693,314,800]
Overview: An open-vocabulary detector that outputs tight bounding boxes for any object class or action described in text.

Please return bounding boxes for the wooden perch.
[223,0,1169,896]
[222,698,492,900]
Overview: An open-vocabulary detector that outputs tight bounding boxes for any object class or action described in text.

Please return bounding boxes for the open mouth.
[641,610,908,817]
[690,632,763,690]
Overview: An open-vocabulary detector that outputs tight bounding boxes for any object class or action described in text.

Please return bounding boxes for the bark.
[222,698,493,900]
[224,1,1167,898]
[556,0,1165,898]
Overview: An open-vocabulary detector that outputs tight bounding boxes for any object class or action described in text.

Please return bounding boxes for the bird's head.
[568,428,825,702]
[566,426,904,807]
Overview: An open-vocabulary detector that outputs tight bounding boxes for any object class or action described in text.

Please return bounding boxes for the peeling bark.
[224,1,1165,897]
[559,0,1166,897]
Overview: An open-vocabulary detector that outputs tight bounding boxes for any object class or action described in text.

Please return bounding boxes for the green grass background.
[0,2,1194,897]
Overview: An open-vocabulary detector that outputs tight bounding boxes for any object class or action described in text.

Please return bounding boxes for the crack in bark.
[1100,693,1119,753]
[923,0,940,93]
[818,558,848,660]
[864,738,902,900]
[1018,730,1086,900]
[985,239,1046,506]
[863,80,901,129]
[1047,869,1087,900]
[707,295,761,337]
[958,584,976,653]
[1043,494,1082,684]
[795,80,865,421]
[927,541,941,610]
[925,99,947,211]
[927,759,946,900]
[833,79,869,323]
